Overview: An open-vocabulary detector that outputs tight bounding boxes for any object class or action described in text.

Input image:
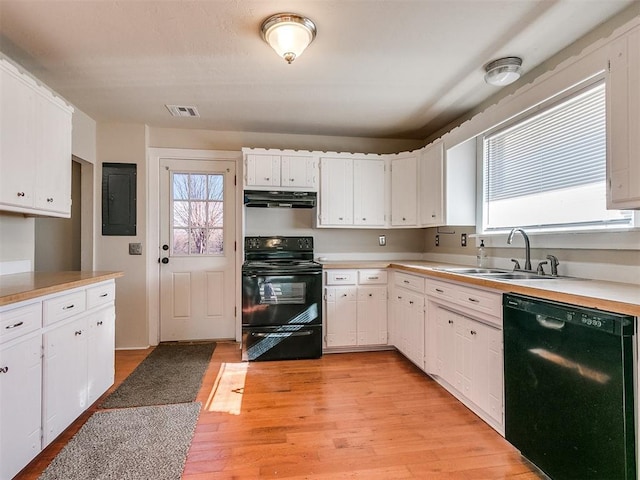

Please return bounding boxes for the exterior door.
[159,158,236,341]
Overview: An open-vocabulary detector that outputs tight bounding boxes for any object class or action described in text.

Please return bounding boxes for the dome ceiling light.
[484,57,523,86]
[261,13,317,64]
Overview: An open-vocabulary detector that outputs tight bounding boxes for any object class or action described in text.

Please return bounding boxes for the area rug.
[100,342,216,408]
[38,402,201,480]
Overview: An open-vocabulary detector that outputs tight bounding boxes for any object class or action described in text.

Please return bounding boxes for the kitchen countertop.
[321,260,640,317]
[0,271,124,307]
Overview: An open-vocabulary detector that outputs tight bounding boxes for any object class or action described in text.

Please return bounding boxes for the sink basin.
[438,267,510,274]
[477,272,558,280]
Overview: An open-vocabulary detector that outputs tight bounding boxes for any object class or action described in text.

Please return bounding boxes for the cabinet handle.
[47,197,54,203]
[99,293,109,298]
[17,192,25,197]
[368,276,379,280]
[470,330,477,335]
[0,366,8,374]
[409,300,414,305]
[97,321,103,326]
[403,280,410,284]
[63,304,75,310]
[5,321,24,329]
[435,288,444,293]
[448,320,454,324]
[468,297,480,303]
[75,330,82,336]
[397,296,402,300]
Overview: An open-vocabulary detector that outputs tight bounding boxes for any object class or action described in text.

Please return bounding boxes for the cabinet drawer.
[358,269,387,285]
[43,290,86,326]
[394,272,425,293]
[425,279,457,302]
[0,303,41,344]
[455,286,502,317]
[325,270,357,285]
[86,282,115,309]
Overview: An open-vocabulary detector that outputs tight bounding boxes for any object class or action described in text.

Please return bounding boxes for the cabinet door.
[0,65,36,209]
[419,141,444,226]
[325,287,357,347]
[281,156,316,188]
[406,291,425,368]
[34,94,72,215]
[433,305,456,385]
[43,316,88,446]
[245,154,281,187]
[356,286,387,345]
[454,314,473,399]
[319,157,354,226]
[469,320,503,425]
[391,155,418,226]
[0,334,42,480]
[353,159,386,226]
[607,27,640,208]
[87,305,116,405]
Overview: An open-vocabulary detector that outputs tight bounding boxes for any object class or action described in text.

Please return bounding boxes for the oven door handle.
[252,331,313,338]
[244,270,322,277]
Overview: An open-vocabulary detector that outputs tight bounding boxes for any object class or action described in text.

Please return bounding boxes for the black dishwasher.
[503,294,636,480]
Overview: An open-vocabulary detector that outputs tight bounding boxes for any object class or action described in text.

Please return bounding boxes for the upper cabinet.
[607,25,640,209]
[390,152,419,227]
[419,142,444,226]
[243,148,318,191]
[0,58,74,217]
[318,154,387,228]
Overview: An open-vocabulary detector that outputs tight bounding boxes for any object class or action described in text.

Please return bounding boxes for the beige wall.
[95,123,148,348]
[0,214,35,266]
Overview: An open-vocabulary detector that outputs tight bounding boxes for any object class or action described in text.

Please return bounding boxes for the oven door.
[242,324,322,361]
[242,271,322,328]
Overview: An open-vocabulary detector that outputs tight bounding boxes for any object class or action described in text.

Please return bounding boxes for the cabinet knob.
[341,293,348,297]
[290,178,295,181]
[409,300,414,305]
[17,192,25,197]
[470,330,477,335]
[448,320,454,324]
[264,177,270,181]
[75,330,82,336]
[338,217,343,220]
[97,321,103,326]
[47,197,54,203]
[362,217,366,220]
[0,366,8,374]
[431,214,436,218]
[368,293,373,297]
[402,217,406,221]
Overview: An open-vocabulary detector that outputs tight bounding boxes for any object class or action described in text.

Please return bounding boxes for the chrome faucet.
[507,228,532,271]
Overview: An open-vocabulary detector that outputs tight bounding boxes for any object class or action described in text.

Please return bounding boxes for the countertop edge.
[0,271,124,307]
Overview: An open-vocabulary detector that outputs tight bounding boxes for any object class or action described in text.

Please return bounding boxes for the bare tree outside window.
[171,173,224,255]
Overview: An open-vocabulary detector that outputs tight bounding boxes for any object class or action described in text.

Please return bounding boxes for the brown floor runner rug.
[100,342,216,409]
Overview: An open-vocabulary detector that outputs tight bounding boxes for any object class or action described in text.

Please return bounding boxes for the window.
[171,173,224,255]
[482,80,632,233]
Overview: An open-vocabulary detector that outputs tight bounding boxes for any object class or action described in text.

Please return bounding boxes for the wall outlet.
[461,233,467,247]
[378,235,386,246]
[129,242,142,255]
[435,234,440,247]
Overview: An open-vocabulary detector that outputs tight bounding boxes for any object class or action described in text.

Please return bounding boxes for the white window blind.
[482,81,632,231]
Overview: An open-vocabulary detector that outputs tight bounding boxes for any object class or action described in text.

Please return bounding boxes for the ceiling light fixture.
[261,13,317,64]
[484,57,523,86]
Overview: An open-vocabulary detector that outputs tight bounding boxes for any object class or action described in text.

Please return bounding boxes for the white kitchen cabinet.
[419,141,444,226]
[390,271,425,368]
[43,315,89,446]
[607,25,640,209]
[324,269,388,349]
[243,149,318,191]
[87,305,116,404]
[319,157,354,226]
[390,153,418,226]
[425,276,503,433]
[318,155,387,228]
[353,159,386,226]
[0,58,73,218]
[0,333,42,480]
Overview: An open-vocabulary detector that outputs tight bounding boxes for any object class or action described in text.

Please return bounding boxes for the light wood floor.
[16,343,540,479]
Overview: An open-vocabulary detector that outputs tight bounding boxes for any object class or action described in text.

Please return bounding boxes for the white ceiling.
[0,0,635,140]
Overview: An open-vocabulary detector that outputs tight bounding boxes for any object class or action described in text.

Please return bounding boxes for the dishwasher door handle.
[536,315,565,330]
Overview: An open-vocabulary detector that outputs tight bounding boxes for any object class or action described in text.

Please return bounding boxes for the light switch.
[378,235,386,246]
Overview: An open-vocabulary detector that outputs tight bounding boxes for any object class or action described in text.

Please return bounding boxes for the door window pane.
[170,172,224,255]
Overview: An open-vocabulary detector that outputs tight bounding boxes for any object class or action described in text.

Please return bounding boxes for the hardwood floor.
[16,343,540,479]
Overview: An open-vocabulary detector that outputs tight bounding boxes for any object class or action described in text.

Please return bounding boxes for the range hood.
[243,190,317,208]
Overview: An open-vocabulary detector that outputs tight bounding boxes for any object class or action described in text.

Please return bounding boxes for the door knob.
[161,257,169,264]
[162,244,169,251]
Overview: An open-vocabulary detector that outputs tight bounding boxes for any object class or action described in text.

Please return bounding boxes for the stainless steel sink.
[438,267,561,280]
[437,267,510,274]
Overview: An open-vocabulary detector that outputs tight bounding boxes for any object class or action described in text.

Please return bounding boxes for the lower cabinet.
[390,286,424,369]
[0,333,42,480]
[425,277,504,432]
[324,269,388,349]
[0,279,117,477]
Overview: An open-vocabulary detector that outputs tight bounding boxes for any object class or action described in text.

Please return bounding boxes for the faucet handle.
[510,258,521,270]
[546,255,559,276]
[536,261,548,275]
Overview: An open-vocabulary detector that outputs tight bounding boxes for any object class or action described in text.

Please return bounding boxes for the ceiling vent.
[165,105,200,117]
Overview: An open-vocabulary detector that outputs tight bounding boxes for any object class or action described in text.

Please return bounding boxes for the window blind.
[484,82,605,202]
